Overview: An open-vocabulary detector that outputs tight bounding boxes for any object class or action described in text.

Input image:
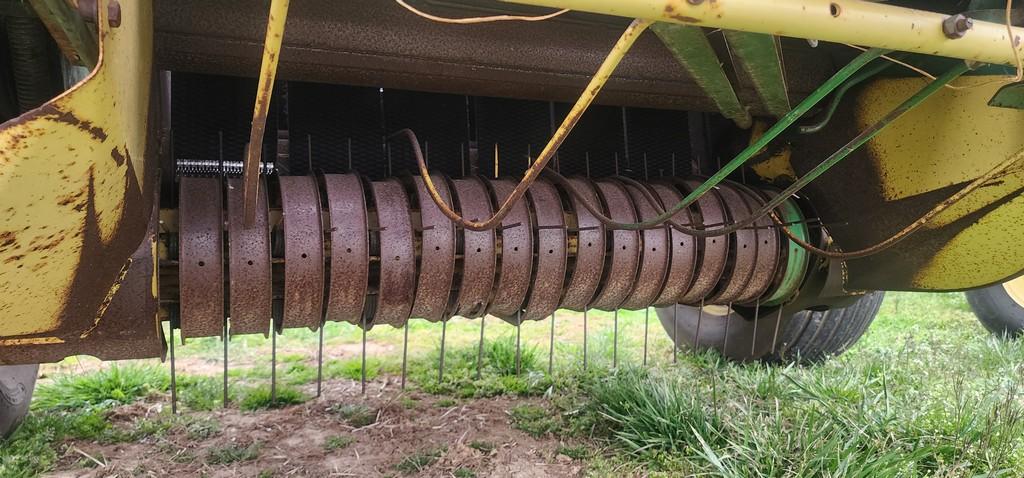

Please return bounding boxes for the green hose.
[590,47,889,231]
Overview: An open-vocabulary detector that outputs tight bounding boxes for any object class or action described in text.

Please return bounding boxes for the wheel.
[966,276,1024,338]
[0,364,39,438]
[657,292,885,363]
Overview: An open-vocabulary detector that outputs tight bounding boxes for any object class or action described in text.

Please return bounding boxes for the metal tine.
[643,307,649,367]
[583,309,589,371]
[401,320,410,390]
[642,155,649,367]
[361,315,368,395]
[613,309,619,368]
[694,298,705,352]
[387,143,393,177]
[347,137,353,171]
[723,303,733,357]
[750,299,761,358]
[223,321,229,407]
[672,305,678,363]
[771,307,784,357]
[271,325,278,403]
[439,318,447,384]
[548,311,555,375]
[476,316,486,380]
[169,323,178,415]
[316,323,325,398]
[515,311,523,376]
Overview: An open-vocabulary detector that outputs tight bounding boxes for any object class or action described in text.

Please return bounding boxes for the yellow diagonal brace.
[242,0,289,226]
[502,0,1024,67]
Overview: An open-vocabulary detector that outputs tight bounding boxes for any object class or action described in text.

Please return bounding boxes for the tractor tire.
[0,364,39,439]
[657,292,885,363]
[966,277,1024,338]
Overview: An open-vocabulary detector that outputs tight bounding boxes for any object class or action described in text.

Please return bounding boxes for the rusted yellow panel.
[855,76,1024,290]
[0,0,153,338]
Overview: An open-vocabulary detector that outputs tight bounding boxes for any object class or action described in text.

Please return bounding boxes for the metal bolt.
[687,0,704,5]
[942,14,973,39]
[107,0,121,27]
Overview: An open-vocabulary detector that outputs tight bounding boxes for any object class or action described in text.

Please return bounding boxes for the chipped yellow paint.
[748,120,796,182]
[0,0,152,337]
[855,76,1024,289]
[0,337,65,346]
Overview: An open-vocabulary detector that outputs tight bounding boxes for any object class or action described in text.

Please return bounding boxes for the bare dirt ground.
[40,377,585,478]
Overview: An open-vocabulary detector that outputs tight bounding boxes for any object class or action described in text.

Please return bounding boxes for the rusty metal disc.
[560,177,606,311]
[410,175,456,322]
[279,175,325,331]
[649,183,697,307]
[370,179,417,327]
[708,182,758,304]
[522,179,567,321]
[449,178,496,319]
[619,181,670,310]
[674,179,728,304]
[589,180,640,311]
[486,179,533,320]
[324,174,369,325]
[732,183,781,304]
[226,177,272,337]
[178,177,225,340]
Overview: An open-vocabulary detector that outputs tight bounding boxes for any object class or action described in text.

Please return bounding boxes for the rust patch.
[36,104,109,142]
[110,146,126,166]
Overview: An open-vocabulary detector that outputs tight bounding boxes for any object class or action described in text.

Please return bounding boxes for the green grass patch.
[206,442,262,465]
[329,403,377,427]
[33,364,168,410]
[509,403,560,438]
[238,387,306,411]
[468,440,495,454]
[394,446,447,474]
[324,434,356,451]
[453,467,476,478]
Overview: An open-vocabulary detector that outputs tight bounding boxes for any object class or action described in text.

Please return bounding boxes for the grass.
[324,434,356,451]
[394,446,447,474]
[205,442,262,465]
[7,292,1024,477]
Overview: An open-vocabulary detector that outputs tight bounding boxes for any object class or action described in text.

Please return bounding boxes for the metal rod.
[613,309,619,368]
[241,0,290,226]
[316,324,324,398]
[750,299,761,358]
[694,298,704,351]
[439,319,447,384]
[771,307,784,355]
[347,138,353,171]
[583,308,589,370]
[223,322,229,407]
[476,316,486,380]
[516,311,523,376]
[642,307,649,367]
[169,325,177,415]
[502,0,1024,66]
[723,303,733,357]
[361,316,367,395]
[271,327,277,403]
[672,305,678,363]
[401,320,410,390]
[548,311,556,375]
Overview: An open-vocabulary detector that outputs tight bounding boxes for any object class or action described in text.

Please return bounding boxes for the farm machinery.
[1,0,1022,435]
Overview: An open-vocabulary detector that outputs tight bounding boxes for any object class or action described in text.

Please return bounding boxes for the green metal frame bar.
[652,23,752,128]
[28,0,98,69]
[723,31,791,118]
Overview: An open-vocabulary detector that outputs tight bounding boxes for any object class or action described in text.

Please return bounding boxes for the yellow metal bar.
[503,0,1024,66]
[242,0,290,226]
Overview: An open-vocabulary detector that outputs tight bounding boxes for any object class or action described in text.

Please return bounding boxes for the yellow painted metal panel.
[0,0,153,338]
[504,0,1024,66]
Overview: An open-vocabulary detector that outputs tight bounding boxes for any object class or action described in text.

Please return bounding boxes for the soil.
[40,377,586,478]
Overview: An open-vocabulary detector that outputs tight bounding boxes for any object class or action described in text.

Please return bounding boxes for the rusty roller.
[168,173,810,331]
